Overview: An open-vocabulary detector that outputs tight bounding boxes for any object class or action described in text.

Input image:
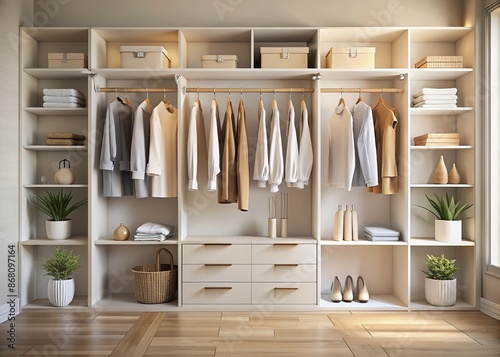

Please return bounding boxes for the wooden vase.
[448,163,461,184]
[113,223,130,241]
[433,155,448,184]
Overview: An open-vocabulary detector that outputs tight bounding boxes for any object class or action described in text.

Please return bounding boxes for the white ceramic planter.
[46,220,72,240]
[435,220,462,242]
[47,278,75,307]
[425,277,457,306]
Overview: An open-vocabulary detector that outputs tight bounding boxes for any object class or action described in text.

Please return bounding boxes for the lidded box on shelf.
[260,47,309,68]
[120,46,171,68]
[48,53,88,68]
[414,56,463,68]
[201,55,238,68]
[326,47,376,68]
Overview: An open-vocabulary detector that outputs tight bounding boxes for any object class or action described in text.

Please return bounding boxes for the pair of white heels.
[330,275,369,303]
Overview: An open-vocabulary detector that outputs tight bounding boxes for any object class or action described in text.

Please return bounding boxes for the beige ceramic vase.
[433,155,448,184]
[448,163,461,184]
[113,223,130,241]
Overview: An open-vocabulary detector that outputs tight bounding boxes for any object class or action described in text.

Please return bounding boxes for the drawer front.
[183,283,251,304]
[183,244,251,264]
[183,264,251,282]
[252,283,317,305]
[252,243,316,264]
[252,264,316,282]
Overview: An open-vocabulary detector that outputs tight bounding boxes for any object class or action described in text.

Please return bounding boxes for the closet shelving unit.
[18,25,478,312]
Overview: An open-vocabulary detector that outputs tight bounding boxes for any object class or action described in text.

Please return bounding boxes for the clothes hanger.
[337,88,345,107]
[356,88,363,104]
[145,88,151,105]
[272,89,277,108]
[162,88,175,113]
[122,88,130,105]
[115,88,124,104]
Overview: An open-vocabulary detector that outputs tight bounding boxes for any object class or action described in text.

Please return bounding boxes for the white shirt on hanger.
[268,99,284,193]
[352,100,378,187]
[295,99,313,189]
[253,99,269,188]
[285,99,299,187]
[207,99,221,191]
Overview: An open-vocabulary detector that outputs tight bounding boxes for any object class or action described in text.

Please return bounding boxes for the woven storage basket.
[131,248,178,304]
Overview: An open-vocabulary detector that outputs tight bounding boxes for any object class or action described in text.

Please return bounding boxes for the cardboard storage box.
[201,55,238,68]
[326,47,376,68]
[260,47,309,68]
[120,46,171,68]
[414,56,463,68]
[48,53,88,68]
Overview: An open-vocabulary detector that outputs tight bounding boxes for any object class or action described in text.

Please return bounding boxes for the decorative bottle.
[351,205,358,241]
[448,163,461,184]
[113,223,130,241]
[433,155,448,184]
[333,205,344,241]
[343,205,352,241]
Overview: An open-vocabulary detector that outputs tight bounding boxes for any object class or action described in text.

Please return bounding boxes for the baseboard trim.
[0,299,19,324]
[480,298,500,320]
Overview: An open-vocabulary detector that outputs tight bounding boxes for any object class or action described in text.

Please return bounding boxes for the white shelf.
[182,68,317,80]
[411,184,474,188]
[24,107,88,116]
[95,236,178,245]
[410,107,473,116]
[21,237,88,246]
[410,237,475,247]
[24,68,89,79]
[23,145,88,151]
[183,236,316,244]
[410,145,473,150]
[410,68,473,80]
[93,293,179,311]
[320,294,407,310]
[319,68,406,81]
[410,299,476,311]
[91,68,178,80]
[410,27,472,42]
[321,239,406,246]
[24,184,88,188]
[22,296,88,309]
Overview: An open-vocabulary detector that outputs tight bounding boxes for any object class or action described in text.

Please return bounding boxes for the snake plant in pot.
[42,247,80,306]
[416,193,473,242]
[31,190,87,240]
[422,253,459,306]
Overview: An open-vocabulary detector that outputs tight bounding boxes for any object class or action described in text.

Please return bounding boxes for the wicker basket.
[131,248,178,304]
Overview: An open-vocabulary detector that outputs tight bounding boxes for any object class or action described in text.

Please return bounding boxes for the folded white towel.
[412,99,458,105]
[413,88,457,98]
[364,226,400,237]
[413,94,458,102]
[43,88,86,100]
[43,95,86,105]
[136,222,174,236]
[413,102,457,108]
[43,102,85,108]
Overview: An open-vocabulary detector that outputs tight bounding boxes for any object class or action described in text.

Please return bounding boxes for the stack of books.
[414,55,463,68]
[364,227,400,241]
[414,133,460,146]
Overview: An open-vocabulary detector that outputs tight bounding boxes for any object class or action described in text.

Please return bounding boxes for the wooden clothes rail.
[321,88,404,94]
[96,87,315,94]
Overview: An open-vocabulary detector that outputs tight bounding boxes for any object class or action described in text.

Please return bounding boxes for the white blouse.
[295,100,313,189]
[285,99,299,187]
[207,99,221,191]
[253,99,269,188]
[268,99,284,193]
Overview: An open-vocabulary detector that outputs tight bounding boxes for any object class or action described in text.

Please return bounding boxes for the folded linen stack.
[364,226,400,241]
[134,222,174,241]
[412,88,458,108]
[42,88,86,108]
[46,132,86,146]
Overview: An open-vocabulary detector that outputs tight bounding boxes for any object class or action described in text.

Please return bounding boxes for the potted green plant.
[415,193,473,242]
[31,190,87,240]
[422,253,459,306]
[42,247,81,307]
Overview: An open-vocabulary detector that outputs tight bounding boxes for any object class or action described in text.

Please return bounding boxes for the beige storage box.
[414,56,463,68]
[48,53,88,68]
[120,46,171,68]
[201,55,238,68]
[326,47,376,68]
[260,47,309,68]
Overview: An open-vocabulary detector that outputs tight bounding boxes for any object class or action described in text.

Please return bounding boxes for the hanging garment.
[285,99,299,187]
[130,98,154,198]
[368,96,398,194]
[207,99,221,191]
[253,99,269,188]
[326,99,355,191]
[295,99,313,189]
[218,100,238,204]
[352,100,378,188]
[237,99,249,211]
[99,98,134,197]
[268,99,284,193]
[187,100,208,191]
[146,101,178,198]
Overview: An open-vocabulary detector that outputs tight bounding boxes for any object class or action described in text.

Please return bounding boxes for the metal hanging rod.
[185,87,314,94]
[321,88,404,94]
[96,87,177,93]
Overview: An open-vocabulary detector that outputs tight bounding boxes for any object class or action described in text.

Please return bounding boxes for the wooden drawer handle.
[204,264,232,267]
[274,287,299,291]
[274,264,299,267]
[272,243,299,246]
[203,243,232,246]
[204,287,233,290]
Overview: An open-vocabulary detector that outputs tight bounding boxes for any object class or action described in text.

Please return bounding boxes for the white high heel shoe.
[357,276,369,303]
[330,276,342,303]
[343,275,354,302]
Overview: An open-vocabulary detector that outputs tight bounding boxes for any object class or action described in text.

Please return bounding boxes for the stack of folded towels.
[134,222,174,241]
[43,88,86,108]
[412,88,458,108]
[364,227,400,241]
[46,132,86,146]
